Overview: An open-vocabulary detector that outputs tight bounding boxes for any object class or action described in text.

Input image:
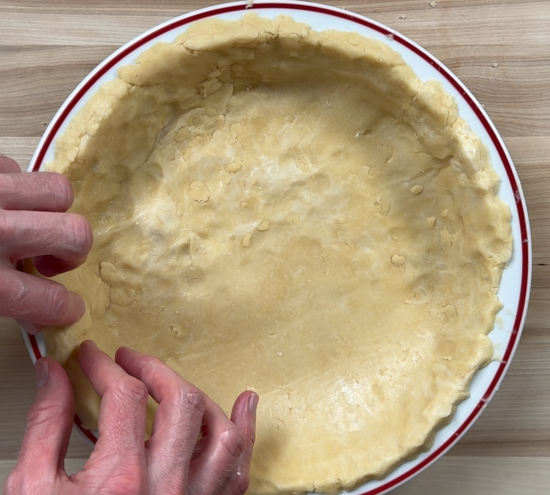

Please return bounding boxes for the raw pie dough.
[42,14,512,495]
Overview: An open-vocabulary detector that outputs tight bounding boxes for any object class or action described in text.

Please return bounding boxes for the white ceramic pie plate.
[22,2,531,494]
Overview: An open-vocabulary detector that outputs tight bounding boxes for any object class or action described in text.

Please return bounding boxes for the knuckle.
[26,401,65,432]
[140,354,164,371]
[0,210,15,240]
[168,388,206,425]
[183,389,206,413]
[243,424,256,446]
[50,173,73,210]
[138,355,206,409]
[136,356,165,385]
[165,390,206,437]
[63,214,92,256]
[43,282,70,321]
[220,427,245,459]
[110,375,149,407]
[0,273,27,315]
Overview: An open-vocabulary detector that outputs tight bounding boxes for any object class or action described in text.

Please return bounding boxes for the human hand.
[0,155,92,333]
[3,341,258,495]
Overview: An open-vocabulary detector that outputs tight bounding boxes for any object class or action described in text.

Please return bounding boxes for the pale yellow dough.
[42,14,512,495]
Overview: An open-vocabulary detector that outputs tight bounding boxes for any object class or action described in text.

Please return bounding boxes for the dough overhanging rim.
[40,14,513,495]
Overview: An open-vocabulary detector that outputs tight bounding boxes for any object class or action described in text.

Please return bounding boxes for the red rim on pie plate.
[21,2,532,494]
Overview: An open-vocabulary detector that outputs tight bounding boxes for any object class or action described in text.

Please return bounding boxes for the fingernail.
[82,340,98,349]
[69,292,86,318]
[16,319,43,335]
[248,392,259,415]
[35,359,49,389]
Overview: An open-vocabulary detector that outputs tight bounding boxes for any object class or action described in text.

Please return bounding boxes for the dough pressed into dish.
[41,14,512,495]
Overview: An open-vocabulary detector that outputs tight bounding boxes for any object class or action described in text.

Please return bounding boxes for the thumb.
[15,358,74,482]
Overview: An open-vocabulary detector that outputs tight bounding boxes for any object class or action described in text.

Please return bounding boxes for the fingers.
[189,391,258,495]
[0,155,21,173]
[33,254,88,278]
[8,358,74,491]
[112,346,259,495]
[78,341,148,459]
[0,170,89,279]
[0,172,74,212]
[115,346,203,405]
[115,346,206,494]
[0,210,92,271]
[115,346,259,495]
[0,269,85,329]
[188,422,245,495]
[223,391,258,495]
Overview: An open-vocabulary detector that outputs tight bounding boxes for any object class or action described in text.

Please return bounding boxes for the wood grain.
[1,1,549,493]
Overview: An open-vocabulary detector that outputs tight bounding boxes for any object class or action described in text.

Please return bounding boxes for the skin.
[0,156,258,495]
[0,155,90,333]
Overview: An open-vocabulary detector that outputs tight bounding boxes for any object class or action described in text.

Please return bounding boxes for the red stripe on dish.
[74,415,99,443]
[30,333,42,360]
[28,3,531,493]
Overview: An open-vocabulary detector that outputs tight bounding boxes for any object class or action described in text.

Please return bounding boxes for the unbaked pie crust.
[41,14,512,495]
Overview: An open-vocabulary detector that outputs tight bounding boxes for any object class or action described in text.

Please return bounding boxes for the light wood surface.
[1,1,549,493]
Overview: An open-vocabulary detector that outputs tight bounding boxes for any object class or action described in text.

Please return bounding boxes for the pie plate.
[21,2,532,494]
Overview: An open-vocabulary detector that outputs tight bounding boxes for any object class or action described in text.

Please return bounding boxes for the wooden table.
[1,1,549,493]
